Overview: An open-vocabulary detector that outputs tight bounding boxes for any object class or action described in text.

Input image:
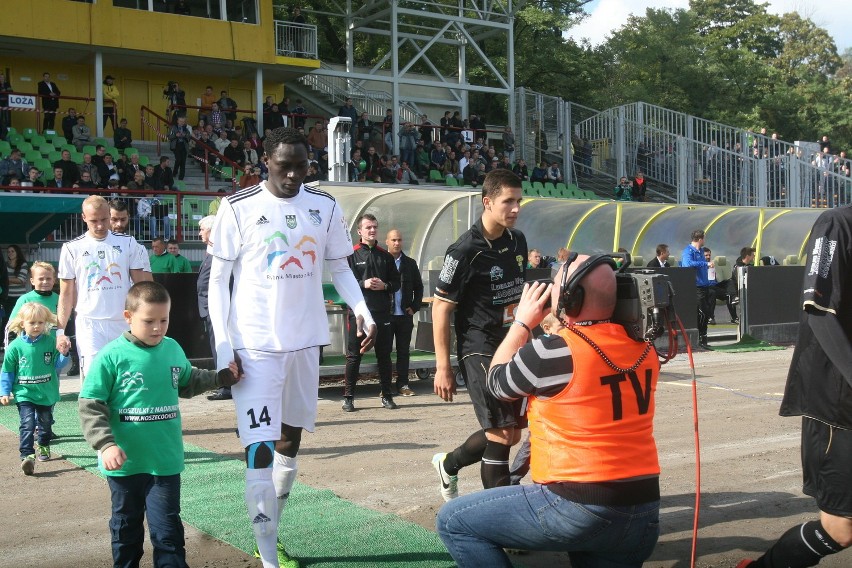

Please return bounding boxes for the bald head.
[552,254,617,322]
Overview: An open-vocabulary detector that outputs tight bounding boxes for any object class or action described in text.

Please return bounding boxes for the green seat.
[48,150,62,163]
[5,127,16,134]
[582,189,597,200]
[445,176,459,187]
[82,145,97,156]
[174,180,187,191]
[71,152,84,164]
[15,141,34,154]
[219,166,234,180]
[93,137,109,147]
[24,151,42,163]
[543,182,556,197]
[0,141,10,157]
[138,155,149,167]
[123,147,139,157]
[33,158,52,176]
[322,282,347,306]
[43,131,63,144]
[532,181,545,196]
[107,147,121,159]
[38,144,55,156]
[59,143,75,154]
[555,182,569,197]
[7,133,23,146]
[30,135,47,147]
[429,169,444,183]
[21,127,37,140]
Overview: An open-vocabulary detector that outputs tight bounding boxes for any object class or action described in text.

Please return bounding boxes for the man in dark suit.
[46,167,69,189]
[38,72,61,132]
[647,243,671,268]
[61,108,77,143]
[385,228,424,397]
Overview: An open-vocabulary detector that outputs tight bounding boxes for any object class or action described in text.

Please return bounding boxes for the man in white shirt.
[56,196,152,377]
[208,127,376,568]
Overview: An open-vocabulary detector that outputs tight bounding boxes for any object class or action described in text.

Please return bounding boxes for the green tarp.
[0,194,86,243]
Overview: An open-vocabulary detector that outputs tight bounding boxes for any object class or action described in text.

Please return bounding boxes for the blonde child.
[79,281,240,567]
[508,313,564,486]
[0,302,70,475]
[8,261,59,323]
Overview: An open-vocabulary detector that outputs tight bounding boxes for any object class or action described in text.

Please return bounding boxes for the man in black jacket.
[343,214,401,412]
[385,229,424,397]
[37,72,61,132]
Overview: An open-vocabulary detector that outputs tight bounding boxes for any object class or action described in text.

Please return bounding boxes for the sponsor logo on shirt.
[118,404,179,422]
[256,216,269,225]
[439,254,458,283]
[18,355,28,367]
[809,236,836,280]
[82,251,91,256]
[85,260,123,291]
[263,230,318,279]
[309,209,322,226]
[118,371,145,393]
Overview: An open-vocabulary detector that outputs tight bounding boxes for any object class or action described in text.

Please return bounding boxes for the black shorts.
[461,354,528,431]
[801,417,852,517]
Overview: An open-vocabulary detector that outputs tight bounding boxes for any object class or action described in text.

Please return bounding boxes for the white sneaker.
[432,453,458,501]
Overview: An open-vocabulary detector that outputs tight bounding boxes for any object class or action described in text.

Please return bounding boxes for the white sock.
[273,452,298,523]
[245,468,279,568]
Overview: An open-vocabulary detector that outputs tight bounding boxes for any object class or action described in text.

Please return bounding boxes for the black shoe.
[731,318,740,324]
[207,387,232,401]
[708,318,717,325]
[342,397,355,412]
[698,336,711,349]
[381,396,398,410]
[67,362,80,376]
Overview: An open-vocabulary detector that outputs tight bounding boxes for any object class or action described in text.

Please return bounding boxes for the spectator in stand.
[72,116,92,151]
[240,164,261,188]
[338,97,358,131]
[38,72,61,132]
[167,240,192,273]
[168,115,192,181]
[214,129,230,156]
[217,90,237,123]
[306,120,326,161]
[647,244,671,268]
[61,108,78,144]
[443,150,462,182]
[290,99,307,129]
[512,158,529,181]
[53,150,80,186]
[0,149,28,185]
[153,156,175,191]
[632,170,647,202]
[21,167,44,190]
[265,104,284,131]
[208,102,225,134]
[547,162,563,183]
[74,170,97,190]
[96,153,119,185]
[469,113,486,145]
[614,176,633,201]
[414,140,429,178]
[148,238,176,273]
[242,140,258,167]
[377,155,398,184]
[199,86,216,124]
[448,111,463,147]
[364,146,381,180]
[78,154,101,187]
[398,122,419,171]
[0,72,12,130]
[397,160,418,185]
[430,144,447,172]
[383,109,395,155]
[173,0,191,14]
[354,112,373,147]
[223,137,243,169]
[496,155,512,171]
[102,75,119,130]
[112,118,133,151]
[127,170,152,192]
[123,153,143,186]
[419,114,434,150]
[530,161,548,183]
[502,126,515,164]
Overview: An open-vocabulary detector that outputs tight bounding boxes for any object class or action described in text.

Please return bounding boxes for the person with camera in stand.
[436,253,661,567]
[163,80,186,125]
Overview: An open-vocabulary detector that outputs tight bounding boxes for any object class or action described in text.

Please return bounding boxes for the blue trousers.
[17,402,52,458]
[437,483,659,567]
[107,474,188,568]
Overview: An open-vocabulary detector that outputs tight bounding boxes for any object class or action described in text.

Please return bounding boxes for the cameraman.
[437,255,661,567]
[163,81,186,124]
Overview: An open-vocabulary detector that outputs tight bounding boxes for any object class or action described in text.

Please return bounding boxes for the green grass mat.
[710,334,786,353]
[0,393,454,567]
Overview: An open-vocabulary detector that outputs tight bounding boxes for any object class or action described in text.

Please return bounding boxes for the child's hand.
[0,395,10,406]
[102,445,127,471]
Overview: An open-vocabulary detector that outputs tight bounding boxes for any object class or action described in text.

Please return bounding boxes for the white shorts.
[232,347,320,448]
[76,317,128,378]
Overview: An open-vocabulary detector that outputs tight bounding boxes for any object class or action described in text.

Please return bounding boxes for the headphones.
[557,253,619,318]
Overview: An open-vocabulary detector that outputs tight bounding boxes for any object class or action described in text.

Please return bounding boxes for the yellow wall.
[1,58,291,140]
[2,0,277,63]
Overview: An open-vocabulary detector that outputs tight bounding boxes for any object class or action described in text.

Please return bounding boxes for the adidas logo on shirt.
[252,513,271,525]
[82,251,91,256]
[256,216,269,225]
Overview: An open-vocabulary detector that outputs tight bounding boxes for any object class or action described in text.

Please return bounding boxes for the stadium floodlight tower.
[327,116,352,182]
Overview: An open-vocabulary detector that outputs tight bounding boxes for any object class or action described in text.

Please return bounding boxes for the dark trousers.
[709,281,737,320]
[696,286,713,338]
[42,109,57,131]
[345,311,393,398]
[108,474,187,568]
[17,402,52,458]
[103,106,116,130]
[390,314,414,390]
[173,144,187,180]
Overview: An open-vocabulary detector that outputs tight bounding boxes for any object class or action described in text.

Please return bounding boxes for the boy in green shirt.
[79,281,239,567]
[167,239,193,273]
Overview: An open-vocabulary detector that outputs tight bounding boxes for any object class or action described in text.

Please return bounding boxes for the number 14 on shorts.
[247,406,272,428]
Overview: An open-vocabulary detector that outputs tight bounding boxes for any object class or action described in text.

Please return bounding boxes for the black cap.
[105,75,115,80]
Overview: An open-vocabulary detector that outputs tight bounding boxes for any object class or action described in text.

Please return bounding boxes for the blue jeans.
[436,484,659,567]
[108,474,188,568]
[17,402,52,458]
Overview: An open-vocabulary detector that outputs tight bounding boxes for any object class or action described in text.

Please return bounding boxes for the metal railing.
[297,63,420,124]
[274,20,318,59]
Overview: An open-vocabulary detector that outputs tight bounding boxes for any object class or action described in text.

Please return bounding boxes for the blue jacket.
[682,244,711,287]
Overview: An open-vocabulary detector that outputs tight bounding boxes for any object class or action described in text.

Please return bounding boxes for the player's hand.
[434,366,457,402]
[232,351,244,376]
[102,445,127,471]
[56,334,71,356]
[515,280,553,330]
[218,363,241,387]
[0,395,10,406]
[356,315,377,354]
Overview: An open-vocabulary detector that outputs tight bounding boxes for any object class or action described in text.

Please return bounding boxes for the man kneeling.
[436,254,662,566]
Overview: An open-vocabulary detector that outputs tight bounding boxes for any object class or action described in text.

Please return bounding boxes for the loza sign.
[8,94,36,110]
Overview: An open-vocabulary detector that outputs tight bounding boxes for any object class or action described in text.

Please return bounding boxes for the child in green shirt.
[0,302,69,475]
[79,281,240,567]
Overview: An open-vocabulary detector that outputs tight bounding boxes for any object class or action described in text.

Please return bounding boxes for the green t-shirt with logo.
[80,334,192,477]
[1,334,62,406]
[149,252,177,274]
[172,255,192,273]
[9,291,60,322]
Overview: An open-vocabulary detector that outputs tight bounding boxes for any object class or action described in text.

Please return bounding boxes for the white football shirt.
[210,182,353,352]
[58,231,149,320]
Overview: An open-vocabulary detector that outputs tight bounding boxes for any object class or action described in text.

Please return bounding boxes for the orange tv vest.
[529,323,660,484]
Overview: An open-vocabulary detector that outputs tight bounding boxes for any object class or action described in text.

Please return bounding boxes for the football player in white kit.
[208,127,376,568]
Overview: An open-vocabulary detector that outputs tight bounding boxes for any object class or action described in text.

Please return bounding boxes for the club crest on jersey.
[286,215,297,229]
[98,250,105,259]
[490,266,504,281]
[309,209,321,226]
[171,367,181,388]
[516,255,524,269]
[113,246,122,254]
[43,352,52,365]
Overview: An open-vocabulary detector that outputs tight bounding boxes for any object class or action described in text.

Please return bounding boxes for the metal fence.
[274,20,318,59]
